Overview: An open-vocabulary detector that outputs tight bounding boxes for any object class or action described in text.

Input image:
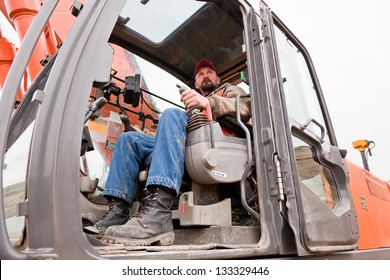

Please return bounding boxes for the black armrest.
[216,115,252,139]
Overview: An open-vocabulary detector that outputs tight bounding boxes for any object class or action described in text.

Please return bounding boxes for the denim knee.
[159,108,188,124]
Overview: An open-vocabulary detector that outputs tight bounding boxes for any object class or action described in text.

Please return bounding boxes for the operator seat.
[185,120,250,184]
[172,95,256,226]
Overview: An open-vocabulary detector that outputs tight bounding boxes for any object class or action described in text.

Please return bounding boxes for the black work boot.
[102,186,175,246]
[87,196,130,235]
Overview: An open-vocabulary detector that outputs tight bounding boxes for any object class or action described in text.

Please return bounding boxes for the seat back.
[185,121,248,184]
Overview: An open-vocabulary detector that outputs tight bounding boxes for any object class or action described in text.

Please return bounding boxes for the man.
[99,59,251,246]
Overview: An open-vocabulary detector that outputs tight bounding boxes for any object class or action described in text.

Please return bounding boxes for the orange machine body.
[347,161,390,250]
[0,35,24,99]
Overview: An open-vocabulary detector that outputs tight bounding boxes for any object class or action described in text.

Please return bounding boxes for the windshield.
[120,0,206,43]
[113,0,245,84]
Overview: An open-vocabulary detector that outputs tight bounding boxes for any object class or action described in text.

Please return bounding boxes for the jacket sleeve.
[207,83,251,122]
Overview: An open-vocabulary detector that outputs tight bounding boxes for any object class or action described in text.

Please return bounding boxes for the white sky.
[1,1,389,180]
[0,13,19,46]
[265,0,390,180]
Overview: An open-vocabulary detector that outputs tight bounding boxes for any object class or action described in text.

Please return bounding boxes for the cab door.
[0,0,126,259]
[264,11,359,253]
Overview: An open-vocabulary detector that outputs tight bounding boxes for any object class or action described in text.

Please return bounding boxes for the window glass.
[120,0,206,43]
[3,122,33,245]
[84,52,185,184]
[274,27,329,143]
[135,55,185,112]
[292,136,339,208]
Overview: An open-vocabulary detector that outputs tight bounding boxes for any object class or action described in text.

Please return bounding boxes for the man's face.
[194,66,220,95]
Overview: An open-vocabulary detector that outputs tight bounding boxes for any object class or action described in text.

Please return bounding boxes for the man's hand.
[180,89,210,111]
[130,124,145,134]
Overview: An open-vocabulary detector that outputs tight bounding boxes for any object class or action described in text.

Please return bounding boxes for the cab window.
[274,26,329,143]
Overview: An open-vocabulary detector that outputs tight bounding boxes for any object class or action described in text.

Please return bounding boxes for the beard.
[200,79,217,94]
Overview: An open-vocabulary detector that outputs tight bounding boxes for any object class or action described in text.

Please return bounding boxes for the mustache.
[201,78,212,84]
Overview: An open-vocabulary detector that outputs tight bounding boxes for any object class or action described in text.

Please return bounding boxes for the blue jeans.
[103,108,189,204]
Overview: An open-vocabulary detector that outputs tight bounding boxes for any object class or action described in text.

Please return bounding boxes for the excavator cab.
[2,0,381,260]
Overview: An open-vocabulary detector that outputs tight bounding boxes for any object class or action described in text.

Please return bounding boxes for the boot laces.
[97,199,115,223]
[133,189,158,218]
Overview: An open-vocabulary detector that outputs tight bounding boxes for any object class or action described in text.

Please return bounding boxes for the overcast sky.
[265,0,390,180]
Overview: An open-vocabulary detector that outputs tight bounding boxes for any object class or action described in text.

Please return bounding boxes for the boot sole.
[102,231,175,246]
